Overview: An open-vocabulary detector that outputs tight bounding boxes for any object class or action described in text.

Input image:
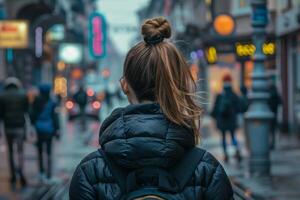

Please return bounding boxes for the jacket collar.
[99,103,195,169]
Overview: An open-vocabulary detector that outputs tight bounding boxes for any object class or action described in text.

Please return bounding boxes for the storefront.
[276,7,300,133]
[234,39,276,89]
[278,33,300,133]
[204,41,240,108]
[204,39,276,109]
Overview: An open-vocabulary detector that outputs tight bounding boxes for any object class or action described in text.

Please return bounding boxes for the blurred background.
[0,0,299,199]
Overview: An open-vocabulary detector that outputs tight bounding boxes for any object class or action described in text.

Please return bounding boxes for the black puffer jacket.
[70,103,234,200]
[211,86,240,132]
[0,87,29,128]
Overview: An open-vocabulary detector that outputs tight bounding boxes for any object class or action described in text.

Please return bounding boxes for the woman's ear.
[120,78,130,95]
[120,77,139,104]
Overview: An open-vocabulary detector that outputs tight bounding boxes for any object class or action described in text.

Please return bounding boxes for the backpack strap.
[98,149,127,193]
[171,147,206,191]
[99,148,206,193]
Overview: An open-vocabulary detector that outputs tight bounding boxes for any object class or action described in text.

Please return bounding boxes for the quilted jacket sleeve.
[69,151,101,200]
[69,165,96,200]
[204,163,234,200]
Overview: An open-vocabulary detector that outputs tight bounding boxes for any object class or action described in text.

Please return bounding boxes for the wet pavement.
[201,117,300,200]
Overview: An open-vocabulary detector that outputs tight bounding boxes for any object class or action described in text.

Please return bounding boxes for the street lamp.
[245,0,273,176]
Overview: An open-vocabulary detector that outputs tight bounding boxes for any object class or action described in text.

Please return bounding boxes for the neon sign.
[205,46,218,64]
[235,42,275,57]
[0,20,29,48]
[89,13,106,59]
[35,26,43,57]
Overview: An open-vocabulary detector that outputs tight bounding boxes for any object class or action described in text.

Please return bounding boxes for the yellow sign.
[213,15,235,36]
[54,77,67,97]
[236,43,256,57]
[263,42,275,55]
[206,47,217,63]
[0,20,29,48]
[236,42,275,57]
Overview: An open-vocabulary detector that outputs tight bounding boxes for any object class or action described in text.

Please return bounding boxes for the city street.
[201,117,300,200]
[0,0,300,199]
[1,111,300,200]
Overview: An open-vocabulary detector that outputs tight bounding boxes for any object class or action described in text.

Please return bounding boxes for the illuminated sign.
[35,26,43,57]
[89,13,106,58]
[213,15,235,36]
[205,46,218,64]
[262,42,275,55]
[59,43,83,64]
[0,20,29,48]
[235,42,275,57]
[46,24,65,43]
[54,76,67,97]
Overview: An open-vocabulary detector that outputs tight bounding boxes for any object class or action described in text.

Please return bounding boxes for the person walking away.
[30,84,60,182]
[239,86,250,151]
[239,86,249,115]
[212,74,241,162]
[69,17,233,200]
[73,86,87,130]
[268,81,281,150]
[0,77,29,189]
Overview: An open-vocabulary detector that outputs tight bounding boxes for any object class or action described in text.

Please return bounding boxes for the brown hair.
[123,17,202,144]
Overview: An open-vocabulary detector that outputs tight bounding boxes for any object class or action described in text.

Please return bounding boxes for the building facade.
[275,0,300,133]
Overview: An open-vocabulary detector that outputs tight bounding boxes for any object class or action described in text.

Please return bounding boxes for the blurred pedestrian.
[30,84,60,182]
[239,85,250,150]
[239,86,249,114]
[104,88,113,110]
[70,17,233,200]
[268,81,281,150]
[0,77,29,189]
[212,74,241,162]
[73,86,87,129]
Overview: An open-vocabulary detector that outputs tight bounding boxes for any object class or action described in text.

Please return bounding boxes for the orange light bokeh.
[213,15,235,36]
[71,69,83,79]
[57,61,66,71]
[190,64,199,81]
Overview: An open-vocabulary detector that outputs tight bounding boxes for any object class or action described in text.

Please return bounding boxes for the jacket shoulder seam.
[79,151,104,166]
[198,151,219,168]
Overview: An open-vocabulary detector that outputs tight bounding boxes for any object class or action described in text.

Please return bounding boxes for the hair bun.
[142,17,171,45]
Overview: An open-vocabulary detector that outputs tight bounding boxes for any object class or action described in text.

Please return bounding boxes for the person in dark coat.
[73,86,88,129]
[239,86,250,151]
[0,77,29,189]
[69,17,233,200]
[212,74,241,162]
[268,81,281,149]
[30,84,60,182]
